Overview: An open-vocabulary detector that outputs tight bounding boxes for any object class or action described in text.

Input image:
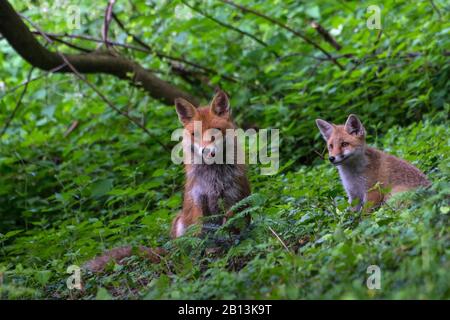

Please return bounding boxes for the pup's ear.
[344,114,365,137]
[175,98,197,124]
[315,119,334,140]
[210,89,230,117]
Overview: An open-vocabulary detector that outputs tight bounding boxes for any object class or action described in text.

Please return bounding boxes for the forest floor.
[1,120,449,299]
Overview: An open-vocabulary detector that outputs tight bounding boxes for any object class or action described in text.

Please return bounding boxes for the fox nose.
[329,156,336,163]
[203,147,215,158]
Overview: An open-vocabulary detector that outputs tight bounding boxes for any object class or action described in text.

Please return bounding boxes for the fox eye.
[341,142,349,147]
[329,144,333,149]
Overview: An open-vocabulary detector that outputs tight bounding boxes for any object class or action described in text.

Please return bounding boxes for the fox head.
[175,90,235,162]
[315,114,366,165]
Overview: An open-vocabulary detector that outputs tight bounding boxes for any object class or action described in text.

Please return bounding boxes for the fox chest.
[337,167,367,205]
[189,166,245,215]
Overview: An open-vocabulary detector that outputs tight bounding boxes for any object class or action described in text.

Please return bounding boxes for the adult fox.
[85,90,251,272]
[316,114,430,211]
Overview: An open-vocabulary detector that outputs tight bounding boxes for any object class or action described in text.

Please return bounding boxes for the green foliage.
[0,0,449,299]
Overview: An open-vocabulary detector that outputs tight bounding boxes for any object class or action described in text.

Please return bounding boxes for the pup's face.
[316,115,366,166]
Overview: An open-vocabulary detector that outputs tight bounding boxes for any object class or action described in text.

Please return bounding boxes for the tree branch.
[58,52,170,151]
[102,0,116,50]
[218,0,344,70]
[310,21,342,51]
[181,0,279,58]
[0,67,34,138]
[0,0,199,106]
[111,12,240,84]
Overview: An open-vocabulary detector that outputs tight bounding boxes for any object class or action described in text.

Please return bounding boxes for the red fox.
[316,114,430,211]
[85,90,250,272]
[171,89,251,237]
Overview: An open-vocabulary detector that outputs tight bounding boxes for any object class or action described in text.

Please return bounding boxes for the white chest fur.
[337,157,368,209]
[338,167,366,202]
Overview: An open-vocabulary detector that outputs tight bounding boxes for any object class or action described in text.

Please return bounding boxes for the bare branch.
[218,0,344,70]
[111,12,240,84]
[0,63,67,99]
[63,120,79,138]
[268,226,291,254]
[0,67,34,138]
[310,21,342,51]
[57,52,170,150]
[181,0,279,58]
[102,0,116,49]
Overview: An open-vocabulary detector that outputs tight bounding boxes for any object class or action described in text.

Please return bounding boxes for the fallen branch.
[268,226,291,254]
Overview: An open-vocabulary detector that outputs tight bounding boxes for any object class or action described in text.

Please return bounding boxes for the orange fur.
[171,90,251,237]
[85,90,251,273]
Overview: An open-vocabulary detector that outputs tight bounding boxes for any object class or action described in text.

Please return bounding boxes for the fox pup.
[316,114,430,211]
[172,89,251,237]
[85,90,250,272]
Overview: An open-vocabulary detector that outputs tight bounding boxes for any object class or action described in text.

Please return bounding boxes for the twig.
[0,63,67,99]
[46,33,92,53]
[32,31,146,52]
[268,226,291,253]
[63,120,79,137]
[0,67,34,138]
[23,14,171,151]
[310,21,342,51]
[314,149,325,160]
[429,0,442,20]
[181,0,279,57]
[102,0,116,50]
[111,13,239,83]
[218,0,344,70]
[278,52,353,62]
[58,52,170,151]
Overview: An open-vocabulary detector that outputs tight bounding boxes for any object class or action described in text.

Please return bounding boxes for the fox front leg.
[348,195,364,212]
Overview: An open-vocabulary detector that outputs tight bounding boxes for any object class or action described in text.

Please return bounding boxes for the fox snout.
[201,145,216,158]
[328,154,347,165]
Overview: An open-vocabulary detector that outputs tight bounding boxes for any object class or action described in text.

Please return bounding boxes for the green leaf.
[89,179,114,197]
[35,270,52,286]
[305,5,321,19]
[95,287,113,300]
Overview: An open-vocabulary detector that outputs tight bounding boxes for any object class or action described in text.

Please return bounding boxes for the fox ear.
[344,114,365,136]
[210,89,230,117]
[316,119,334,140]
[175,98,197,124]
